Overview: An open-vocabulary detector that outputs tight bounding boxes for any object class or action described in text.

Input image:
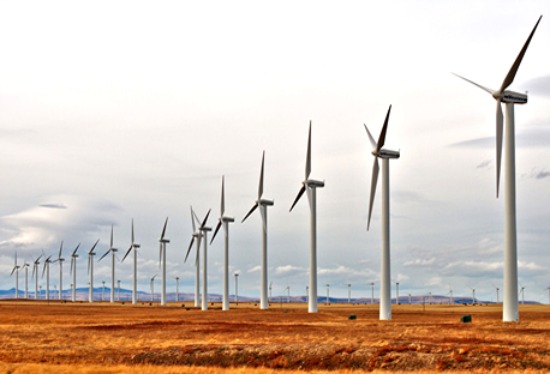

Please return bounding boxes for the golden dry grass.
[0,300,549,373]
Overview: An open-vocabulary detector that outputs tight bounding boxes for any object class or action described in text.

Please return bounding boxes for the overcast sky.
[1,1,549,303]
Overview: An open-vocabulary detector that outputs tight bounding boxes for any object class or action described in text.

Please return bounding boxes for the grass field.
[0,300,549,373]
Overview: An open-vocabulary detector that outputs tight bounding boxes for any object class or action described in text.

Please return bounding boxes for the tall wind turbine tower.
[87,239,99,303]
[42,255,53,301]
[99,226,118,303]
[196,210,211,311]
[122,219,140,305]
[10,252,20,299]
[186,206,202,308]
[454,15,542,322]
[242,151,274,310]
[54,242,65,300]
[289,122,325,313]
[211,176,235,311]
[159,217,170,306]
[364,105,400,321]
[70,243,80,302]
[32,255,42,300]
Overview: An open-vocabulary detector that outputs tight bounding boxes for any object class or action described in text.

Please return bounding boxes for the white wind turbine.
[32,254,42,300]
[196,210,211,311]
[122,219,140,305]
[454,15,542,322]
[69,243,81,302]
[42,254,53,301]
[87,239,99,303]
[289,122,325,313]
[211,176,235,311]
[364,105,400,321]
[53,242,65,300]
[23,261,30,298]
[150,274,157,302]
[242,151,274,310]
[185,206,202,308]
[10,251,20,299]
[99,226,118,303]
[158,217,169,306]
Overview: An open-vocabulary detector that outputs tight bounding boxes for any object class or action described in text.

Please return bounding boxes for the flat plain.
[0,300,549,373]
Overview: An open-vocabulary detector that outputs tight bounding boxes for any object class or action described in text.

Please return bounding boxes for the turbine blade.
[98,249,110,262]
[364,124,377,149]
[211,220,222,244]
[58,241,63,259]
[201,210,211,228]
[259,151,265,198]
[131,219,135,244]
[110,225,114,249]
[122,246,132,262]
[185,238,195,263]
[289,185,306,212]
[221,176,226,215]
[499,15,542,92]
[376,105,392,152]
[89,239,100,255]
[242,203,259,223]
[159,243,162,269]
[161,217,168,240]
[367,157,380,230]
[306,121,312,179]
[452,73,495,95]
[72,243,81,257]
[10,267,16,276]
[190,206,197,232]
[496,100,503,198]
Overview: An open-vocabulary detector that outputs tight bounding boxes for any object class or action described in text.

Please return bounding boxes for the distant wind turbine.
[364,105,400,320]
[70,243,81,302]
[99,226,118,303]
[23,261,30,298]
[211,176,235,311]
[53,242,65,300]
[454,15,542,322]
[150,274,157,302]
[158,217,169,306]
[32,254,42,300]
[87,239,99,303]
[122,219,140,305]
[10,251,20,299]
[289,122,325,313]
[42,254,53,301]
[196,210,211,311]
[242,151,274,310]
[185,206,202,308]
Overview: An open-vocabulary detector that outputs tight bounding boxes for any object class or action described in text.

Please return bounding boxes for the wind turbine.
[122,219,140,305]
[10,251,20,299]
[87,239,99,303]
[185,206,202,308]
[69,243,81,302]
[32,255,42,300]
[158,217,169,306]
[454,16,542,322]
[211,176,235,311]
[175,276,180,302]
[242,151,274,310]
[23,261,30,298]
[196,210,211,311]
[289,122,325,313]
[364,105,400,320]
[99,225,118,303]
[42,254,53,301]
[150,274,157,302]
[53,242,65,300]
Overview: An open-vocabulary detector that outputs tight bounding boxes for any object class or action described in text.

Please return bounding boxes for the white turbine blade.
[110,225,114,249]
[306,121,312,179]
[376,105,392,153]
[201,210,211,229]
[98,249,111,262]
[190,206,197,232]
[221,176,226,215]
[89,239,100,255]
[259,151,265,198]
[364,124,376,149]
[210,220,222,244]
[496,100,504,198]
[122,246,133,262]
[185,237,195,263]
[499,15,542,92]
[160,217,169,240]
[58,241,64,259]
[452,73,496,96]
[367,157,380,230]
[131,219,135,244]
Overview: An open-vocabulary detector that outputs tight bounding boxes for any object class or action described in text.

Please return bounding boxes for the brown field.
[0,300,549,373]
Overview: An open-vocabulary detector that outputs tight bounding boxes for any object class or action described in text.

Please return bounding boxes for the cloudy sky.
[1,1,549,303]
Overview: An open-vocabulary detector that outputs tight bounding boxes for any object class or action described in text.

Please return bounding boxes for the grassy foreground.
[0,300,549,373]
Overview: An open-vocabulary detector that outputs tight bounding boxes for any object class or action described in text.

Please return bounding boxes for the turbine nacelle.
[498,90,528,104]
[221,216,235,223]
[306,179,325,188]
[374,149,400,159]
[259,198,274,206]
